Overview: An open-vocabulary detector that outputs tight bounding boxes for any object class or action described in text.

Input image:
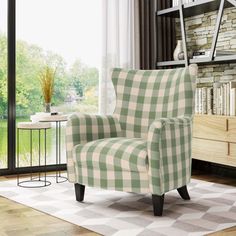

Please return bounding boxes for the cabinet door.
[193,115,228,141]
[224,143,236,167]
[192,138,228,163]
[227,118,236,143]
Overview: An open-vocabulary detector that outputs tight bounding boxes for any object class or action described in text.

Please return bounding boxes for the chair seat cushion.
[74,137,148,172]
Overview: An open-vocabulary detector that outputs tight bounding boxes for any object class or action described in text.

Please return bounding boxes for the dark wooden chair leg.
[152,194,165,216]
[177,185,190,200]
[74,183,85,202]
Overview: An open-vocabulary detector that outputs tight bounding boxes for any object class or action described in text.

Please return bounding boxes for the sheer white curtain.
[99,0,140,114]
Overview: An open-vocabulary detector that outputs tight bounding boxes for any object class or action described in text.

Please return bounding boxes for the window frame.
[0,0,66,175]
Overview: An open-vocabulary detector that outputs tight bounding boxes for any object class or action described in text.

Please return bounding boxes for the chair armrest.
[147,116,192,195]
[66,113,122,182]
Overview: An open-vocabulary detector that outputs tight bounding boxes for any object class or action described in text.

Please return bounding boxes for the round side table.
[17,122,51,188]
[38,115,68,183]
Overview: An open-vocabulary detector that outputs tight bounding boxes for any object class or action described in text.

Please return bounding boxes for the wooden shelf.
[157,0,234,18]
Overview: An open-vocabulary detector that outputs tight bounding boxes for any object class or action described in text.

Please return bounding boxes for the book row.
[195,81,236,116]
[172,0,195,7]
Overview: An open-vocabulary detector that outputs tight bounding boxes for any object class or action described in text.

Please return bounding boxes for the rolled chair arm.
[66,113,123,182]
[147,116,193,195]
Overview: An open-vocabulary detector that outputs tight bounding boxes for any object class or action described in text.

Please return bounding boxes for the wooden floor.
[193,171,236,236]
[0,171,236,236]
[0,175,100,236]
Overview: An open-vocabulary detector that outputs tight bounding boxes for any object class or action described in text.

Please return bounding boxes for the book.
[213,83,221,115]
[230,82,236,116]
[193,51,206,56]
[193,51,210,59]
[198,88,202,114]
[230,88,235,116]
[226,83,230,116]
[195,88,199,114]
[207,87,213,115]
[202,87,207,114]
[222,84,226,115]
[172,0,194,7]
[217,87,221,115]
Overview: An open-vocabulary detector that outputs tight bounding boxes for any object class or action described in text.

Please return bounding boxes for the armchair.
[66,65,197,216]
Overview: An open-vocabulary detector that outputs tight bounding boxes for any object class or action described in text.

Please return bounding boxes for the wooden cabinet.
[227,118,236,142]
[193,115,228,141]
[192,115,236,167]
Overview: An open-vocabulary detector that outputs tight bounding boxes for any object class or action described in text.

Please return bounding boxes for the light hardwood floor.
[0,174,100,236]
[193,171,236,236]
[0,171,235,236]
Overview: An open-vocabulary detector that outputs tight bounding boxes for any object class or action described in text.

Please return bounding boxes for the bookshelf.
[157,0,234,18]
[156,0,236,168]
[195,81,236,116]
[156,0,236,67]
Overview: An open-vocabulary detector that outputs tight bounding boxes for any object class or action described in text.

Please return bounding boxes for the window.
[0,0,8,169]
[0,0,102,172]
[16,0,101,167]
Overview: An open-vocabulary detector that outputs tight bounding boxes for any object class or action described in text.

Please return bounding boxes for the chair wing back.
[112,66,197,138]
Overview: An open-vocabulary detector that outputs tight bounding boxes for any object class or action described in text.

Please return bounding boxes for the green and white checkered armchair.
[66,65,197,216]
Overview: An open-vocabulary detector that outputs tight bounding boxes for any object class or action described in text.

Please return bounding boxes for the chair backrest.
[111,65,197,138]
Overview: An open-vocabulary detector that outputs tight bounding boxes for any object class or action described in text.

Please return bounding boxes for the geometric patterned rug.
[0,178,236,236]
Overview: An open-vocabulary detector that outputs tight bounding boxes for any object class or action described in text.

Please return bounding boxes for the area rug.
[1,178,236,236]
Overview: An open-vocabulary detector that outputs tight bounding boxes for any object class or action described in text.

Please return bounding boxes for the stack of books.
[193,50,235,59]
[172,0,194,7]
[195,81,236,116]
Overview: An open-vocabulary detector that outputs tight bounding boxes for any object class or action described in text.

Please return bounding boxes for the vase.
[178,50,193,60]
[45,103,51,113]
[173,40,183,61]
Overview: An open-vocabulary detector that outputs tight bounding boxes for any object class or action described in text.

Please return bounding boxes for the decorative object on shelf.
[193,50,235,59]
[178,50,193,60]
[172,0,194,7]
[157,0,236,67]
[173,40,183,61]
[178,52,185,60]
[39,66,56,113]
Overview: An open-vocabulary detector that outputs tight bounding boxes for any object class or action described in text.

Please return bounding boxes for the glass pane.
[16,0,101,167]
[0,0,8,169]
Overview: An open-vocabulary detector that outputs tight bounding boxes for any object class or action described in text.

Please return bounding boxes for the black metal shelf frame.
[157,0,234,18]
[156,0,236,67]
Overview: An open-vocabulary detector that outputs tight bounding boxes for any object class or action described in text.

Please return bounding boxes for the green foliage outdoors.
[0,33,99,118]
[0,33,99,166]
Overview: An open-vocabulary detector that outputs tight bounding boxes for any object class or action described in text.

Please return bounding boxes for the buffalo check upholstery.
[66,65,197,196]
